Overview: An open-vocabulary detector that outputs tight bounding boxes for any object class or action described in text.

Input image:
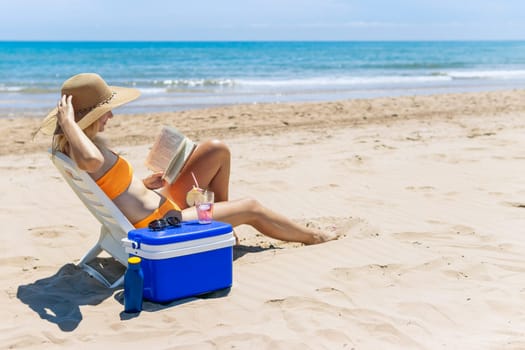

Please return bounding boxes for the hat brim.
[38,85,141,136]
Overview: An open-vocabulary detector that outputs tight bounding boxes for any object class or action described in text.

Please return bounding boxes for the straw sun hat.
[38,73,140,135]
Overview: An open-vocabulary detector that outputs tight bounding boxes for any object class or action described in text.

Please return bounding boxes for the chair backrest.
[49,150,135,253]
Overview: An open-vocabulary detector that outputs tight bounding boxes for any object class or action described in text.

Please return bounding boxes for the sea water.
[2,41,525,117]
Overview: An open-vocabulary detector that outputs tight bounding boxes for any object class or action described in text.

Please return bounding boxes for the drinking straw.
[191,172,200,188]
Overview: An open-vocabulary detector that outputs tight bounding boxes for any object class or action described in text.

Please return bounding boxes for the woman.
[41,73,336,245]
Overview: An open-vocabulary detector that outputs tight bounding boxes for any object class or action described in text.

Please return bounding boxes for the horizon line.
[1,39,525,43]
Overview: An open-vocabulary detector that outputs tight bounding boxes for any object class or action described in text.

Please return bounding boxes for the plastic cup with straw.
[186,172,204,206]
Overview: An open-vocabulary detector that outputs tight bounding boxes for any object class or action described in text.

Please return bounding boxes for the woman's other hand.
[143,172,166,190]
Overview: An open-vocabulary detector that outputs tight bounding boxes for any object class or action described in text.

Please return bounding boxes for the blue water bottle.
[124,256,144,313]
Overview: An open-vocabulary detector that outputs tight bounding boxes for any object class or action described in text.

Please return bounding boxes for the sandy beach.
[2,89,525,349]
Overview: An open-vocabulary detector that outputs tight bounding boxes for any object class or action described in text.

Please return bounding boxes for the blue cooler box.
[123,220,235,303]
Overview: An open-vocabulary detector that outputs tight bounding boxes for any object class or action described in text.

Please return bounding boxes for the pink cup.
[195,190,214,224]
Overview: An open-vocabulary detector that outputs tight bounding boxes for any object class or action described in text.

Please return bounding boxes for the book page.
[144,126,186,173]
[163,139,197,184]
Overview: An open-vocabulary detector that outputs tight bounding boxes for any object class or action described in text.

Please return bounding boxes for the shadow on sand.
[17,262,117,331]
[233,244,279,260]
[17,245,277,330]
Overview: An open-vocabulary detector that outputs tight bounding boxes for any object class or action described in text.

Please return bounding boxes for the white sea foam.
[236,75,452,88]
[0,85,24,92]
[161,79,235,87]
[447,70,525,80]
[122,70,525,97]
[138,87,167,95]
[141,70,525,92]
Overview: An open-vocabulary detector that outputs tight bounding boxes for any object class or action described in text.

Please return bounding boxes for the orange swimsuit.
[95,155,133,200]
[96,154,180,228]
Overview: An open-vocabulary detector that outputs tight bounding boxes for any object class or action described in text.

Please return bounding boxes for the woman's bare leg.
[171,140,336,245]
[168,140,231,208]
[182,198,338,245]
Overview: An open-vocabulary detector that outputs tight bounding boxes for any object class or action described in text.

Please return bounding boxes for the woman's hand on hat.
[56,94,75,127]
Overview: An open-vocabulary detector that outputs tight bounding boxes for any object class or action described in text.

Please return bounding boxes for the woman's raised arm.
[57,94,104,172]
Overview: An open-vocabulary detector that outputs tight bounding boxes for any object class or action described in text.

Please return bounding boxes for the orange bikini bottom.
[133,198,181,229]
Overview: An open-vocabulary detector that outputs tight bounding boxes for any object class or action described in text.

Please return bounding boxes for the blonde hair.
[52,120,101,155]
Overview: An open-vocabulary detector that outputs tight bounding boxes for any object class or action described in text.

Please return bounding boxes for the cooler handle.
[122,237,140,249]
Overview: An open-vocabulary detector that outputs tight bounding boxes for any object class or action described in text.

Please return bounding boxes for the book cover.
[144,126,196,184]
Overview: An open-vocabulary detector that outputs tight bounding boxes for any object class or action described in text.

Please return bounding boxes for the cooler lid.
[127,220,233,245]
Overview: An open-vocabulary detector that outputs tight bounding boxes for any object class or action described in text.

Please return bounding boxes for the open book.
[144,126,196,184]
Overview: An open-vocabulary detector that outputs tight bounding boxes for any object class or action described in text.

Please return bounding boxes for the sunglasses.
[148,216,182,231]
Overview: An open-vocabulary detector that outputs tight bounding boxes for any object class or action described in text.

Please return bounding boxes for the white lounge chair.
[49,150,133,288]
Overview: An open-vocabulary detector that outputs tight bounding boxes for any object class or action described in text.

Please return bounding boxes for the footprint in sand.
[315,286,355,305]
[450,224,477,235]
[374,143,396,150]
[29,224,85,238]
[29,226,68,239]
[405,185,435,192]
[421,153,447,161]
[245,158,295,171]
[309,183,340,192]
[341,155,365,167]
[0,255,40,273]
[261,159,294,170]
[330,264,404,288]
[503,201,525,209]
[28,224,87,247]
[467,130,496,138]
[263,295,353,340]
[253,180,290,192]
[488,191,504,197]
[405,185,437,199]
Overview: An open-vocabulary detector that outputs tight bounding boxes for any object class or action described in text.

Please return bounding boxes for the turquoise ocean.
[2,41,525,117]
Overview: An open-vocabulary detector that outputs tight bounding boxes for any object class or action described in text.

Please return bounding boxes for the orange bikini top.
[95,155,133,200]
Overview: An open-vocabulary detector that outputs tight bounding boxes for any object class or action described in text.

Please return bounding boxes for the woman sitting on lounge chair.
[40,73,336,245]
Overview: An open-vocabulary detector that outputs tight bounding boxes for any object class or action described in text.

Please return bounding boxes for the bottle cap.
[128,256,141,264]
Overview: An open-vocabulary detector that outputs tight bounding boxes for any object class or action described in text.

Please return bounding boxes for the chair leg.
[78,243,103,266]
[77,228,126,288]
[80,263,113,288]
[98,226,129,266]
[110,275,125,289]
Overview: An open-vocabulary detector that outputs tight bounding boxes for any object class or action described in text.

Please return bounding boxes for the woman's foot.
[303,219,342,245]
[304,228,340,245]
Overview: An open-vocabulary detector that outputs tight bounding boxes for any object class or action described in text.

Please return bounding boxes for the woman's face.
[98,111,113,132]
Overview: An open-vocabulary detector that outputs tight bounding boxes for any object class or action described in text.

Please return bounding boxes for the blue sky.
[2,0,525,41]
